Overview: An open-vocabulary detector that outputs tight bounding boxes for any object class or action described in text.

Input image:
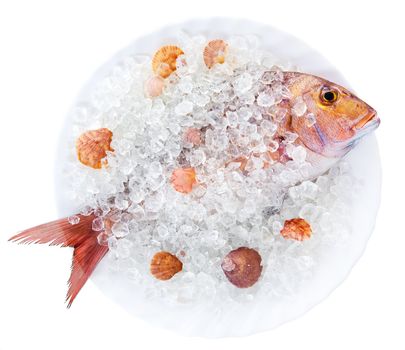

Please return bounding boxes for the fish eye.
[320,87,339,105]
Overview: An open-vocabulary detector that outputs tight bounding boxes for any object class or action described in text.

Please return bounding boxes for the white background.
[0,1,404,349]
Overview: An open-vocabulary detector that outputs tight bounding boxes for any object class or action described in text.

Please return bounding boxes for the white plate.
[55,18,381,337]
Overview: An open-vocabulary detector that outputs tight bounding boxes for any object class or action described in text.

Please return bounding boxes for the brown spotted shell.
[203,39,228,68]
[150,251,183,280]
[281,218,312,241]
[221,247,262,288]
[76,128,113,169]
[152,45,184,78]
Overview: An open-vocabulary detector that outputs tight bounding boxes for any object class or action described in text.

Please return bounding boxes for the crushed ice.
[66,33,358,305]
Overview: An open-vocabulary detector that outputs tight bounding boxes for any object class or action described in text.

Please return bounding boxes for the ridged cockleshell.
[150,251,183,280]
[203,39,228,68]
[76,128,113,169]
[170,167,197,194]
[221,247,262,288]
[281,218,312,241]
[152,45,184,78]
[183,128,202,146]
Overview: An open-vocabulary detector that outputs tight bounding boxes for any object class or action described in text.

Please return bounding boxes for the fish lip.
[332,111,380,157]
[320,109,379,158]
[359,114,380,134]
[354,109,379,130]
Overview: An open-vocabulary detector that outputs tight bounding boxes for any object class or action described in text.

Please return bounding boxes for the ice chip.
[257,92,275,107]
[268,139,280,152]
[97,231,109,246]
[175,100,194,115]
[68,215,80,225]
[234,73,253,95]
[189,149,206,167]
[92,217,104,231]
[284,131,299,144]
[292,96,307,117]
[111,222,129,238]
[116,239,133,258]
[305,112,317,127]
[291,145,307,163]
[149,161,163,178]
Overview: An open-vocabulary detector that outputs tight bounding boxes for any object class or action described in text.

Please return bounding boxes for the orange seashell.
[281,218,312,241]
[170,167,197,194]
[150,251,183,280]
[203,39,228,69]
[183,128,202,146]
[152,45,184,78]
[221,247,262,288]
[144,75,165,97]
[76,128,113,169]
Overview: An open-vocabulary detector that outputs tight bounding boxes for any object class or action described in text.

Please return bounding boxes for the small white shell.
[144,76,165,98]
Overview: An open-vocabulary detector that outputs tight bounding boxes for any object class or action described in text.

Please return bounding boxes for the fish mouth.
[331,109,380,158]
[354,109,379,130]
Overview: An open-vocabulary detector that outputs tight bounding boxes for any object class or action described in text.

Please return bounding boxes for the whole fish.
[9,71,379,306]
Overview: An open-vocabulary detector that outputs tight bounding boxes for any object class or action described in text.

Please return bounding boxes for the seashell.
[170,167,197,194]
[221,247,262,288]
[152,45,184,78]
[144,75,165,97]
[76,128,113,169]
[281,218,312,241]
[150,251,183,280]
[203,39,228,69]
[183,128,202,146]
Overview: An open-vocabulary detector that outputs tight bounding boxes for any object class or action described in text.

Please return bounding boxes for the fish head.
[284,72,379,158]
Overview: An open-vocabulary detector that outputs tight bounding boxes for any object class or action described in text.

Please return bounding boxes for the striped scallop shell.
[280,218,312,241]
[76,128,113,169]
[150,251,183,280]
[203,39,228,68]
[183,128,202,146]
[170,167,197,194]
[152,45,184,78]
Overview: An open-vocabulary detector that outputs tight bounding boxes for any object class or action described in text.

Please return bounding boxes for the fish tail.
[66,232,109,307]
[9,215,109,307]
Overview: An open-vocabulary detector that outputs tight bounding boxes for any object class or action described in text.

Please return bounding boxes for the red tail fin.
[9,215,109,307]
